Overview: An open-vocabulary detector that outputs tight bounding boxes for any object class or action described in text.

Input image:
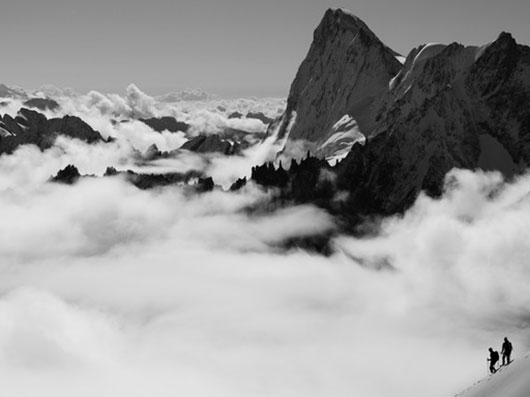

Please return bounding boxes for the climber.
[488,347,499,374]
[501,337,513,366]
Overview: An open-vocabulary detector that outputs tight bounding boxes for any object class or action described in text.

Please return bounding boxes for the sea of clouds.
[4,84,285,138]
[1,84,291,187]
[1,91,530,396]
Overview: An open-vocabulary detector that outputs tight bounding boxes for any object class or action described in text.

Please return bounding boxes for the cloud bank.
[2,83,530,397]
[1,127,530,397]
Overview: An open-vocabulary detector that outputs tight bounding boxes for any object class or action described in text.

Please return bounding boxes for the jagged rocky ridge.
[0,108,106,154]
[139,133,249,160]
[50,164,333,253]
[0,108,258,158]
[23,97,60,111]
[136,116,261,155]
[51,164,215,192]
[263,8,530,216]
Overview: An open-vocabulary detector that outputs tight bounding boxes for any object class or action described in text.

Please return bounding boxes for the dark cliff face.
[274,8,402,157]
[465,33,530,165]
[335,32,530,215]
[0,108,105,154]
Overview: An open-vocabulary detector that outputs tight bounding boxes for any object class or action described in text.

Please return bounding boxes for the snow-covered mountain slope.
[336,31,530,214]
[320,115,365,163]
[457,354,530,397]
[271,8,402,160]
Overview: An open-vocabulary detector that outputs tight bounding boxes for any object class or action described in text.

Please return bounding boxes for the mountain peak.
[497,31,515,42]
[318,8,371,37]
[324,8,362,25]
[486,32,517,52]
[271,7,402,157]
[482,31,519,53]
[314,8,399,57]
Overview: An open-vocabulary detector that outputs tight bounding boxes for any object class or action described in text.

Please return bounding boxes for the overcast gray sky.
[1,0,529,97]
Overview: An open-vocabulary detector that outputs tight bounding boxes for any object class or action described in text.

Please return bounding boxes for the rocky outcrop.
[0,108,106,154]
[142,144,168,161]
[126,170,204,190]
[51,165,210,192]
[246,112,274,125]
[251,155,336,208]
[228,111,243,119]
[139,117,189,133]
[51,165,81,184]
[180,134,240,155]
[229,177,247,191]
[23,98,60,111]
[272,8,402,159]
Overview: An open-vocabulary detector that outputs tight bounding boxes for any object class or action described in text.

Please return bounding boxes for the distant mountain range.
[0,84,216,103]
[0,84,27,99]
[156,89,215,102]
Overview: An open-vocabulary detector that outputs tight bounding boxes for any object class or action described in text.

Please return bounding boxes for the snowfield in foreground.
[458,353,530,397]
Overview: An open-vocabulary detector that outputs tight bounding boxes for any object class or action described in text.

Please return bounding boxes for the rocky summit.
[263,9,530,217]
[270,8,402,159]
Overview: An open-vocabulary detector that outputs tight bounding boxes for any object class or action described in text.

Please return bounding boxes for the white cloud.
[3,91,530,397]
[1,150,530,396]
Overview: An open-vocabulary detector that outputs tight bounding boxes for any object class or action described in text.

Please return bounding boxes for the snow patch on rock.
[321,115,365,163]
